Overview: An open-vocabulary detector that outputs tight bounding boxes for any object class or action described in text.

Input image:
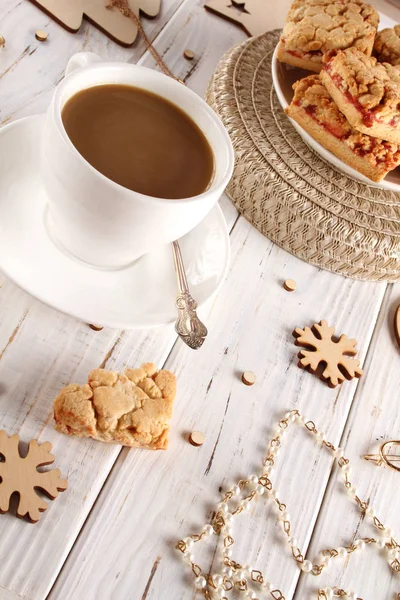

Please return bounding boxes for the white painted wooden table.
[1,1,400,599]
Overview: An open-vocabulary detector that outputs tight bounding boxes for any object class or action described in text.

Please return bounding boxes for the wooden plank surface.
[0,0,399,599]
[49,214,387,599]
[0,0,186,122]
[295,284,400,600]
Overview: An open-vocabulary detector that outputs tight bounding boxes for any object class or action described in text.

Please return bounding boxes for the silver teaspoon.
[172,240,207,349]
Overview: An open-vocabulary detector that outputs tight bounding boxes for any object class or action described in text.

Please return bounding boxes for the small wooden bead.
[35,30,48,42]
[189,431,205,446]
[0,35,5,47]
[88,323,104,331]
[242,371,256,386]
[283,279,297,292]
[183,49,194,60]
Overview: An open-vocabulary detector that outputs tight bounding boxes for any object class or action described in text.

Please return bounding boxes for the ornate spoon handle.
[172,241,207,350]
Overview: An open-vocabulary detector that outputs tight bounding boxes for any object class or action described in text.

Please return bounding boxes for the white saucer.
[271,12,400,191]
[0,116,230,329]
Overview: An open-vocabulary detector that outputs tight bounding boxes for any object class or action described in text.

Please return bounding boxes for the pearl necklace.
[176,410,400,600]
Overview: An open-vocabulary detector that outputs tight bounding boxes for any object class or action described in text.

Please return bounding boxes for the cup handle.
[65,52,103,76]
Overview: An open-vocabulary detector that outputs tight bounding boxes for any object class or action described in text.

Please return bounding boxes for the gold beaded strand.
[176,410,400,600]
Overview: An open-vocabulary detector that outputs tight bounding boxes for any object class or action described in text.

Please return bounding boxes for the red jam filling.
[323,65,390,129]
[285,44,321,61]
[296,99,398,167]
[303,103,346,139]
[304,104,316,116]
[288,49,303,59]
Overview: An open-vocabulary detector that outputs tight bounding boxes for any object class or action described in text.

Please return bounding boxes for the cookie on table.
[53,363,176,450]
[277,0,379,73]
[374,25,400,66]
[320,47,400,144]
[285,74,400,182]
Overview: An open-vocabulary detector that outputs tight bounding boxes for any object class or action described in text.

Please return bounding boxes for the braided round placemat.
[206,29,400,282]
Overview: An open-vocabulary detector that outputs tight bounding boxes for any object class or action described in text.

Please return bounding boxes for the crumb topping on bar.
[322,48,400,125]
[281,0,378,60]
[374,25,400,66]
[290,74,400,168]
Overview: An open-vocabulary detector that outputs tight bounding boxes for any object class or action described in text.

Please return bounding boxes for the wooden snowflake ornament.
[293,320,363,388]
[0,432,68,523]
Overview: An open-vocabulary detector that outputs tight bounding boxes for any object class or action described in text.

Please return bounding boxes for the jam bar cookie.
[320,47,400,144]
[374,25,400,66]
[286,74,400,182]
[277,0,379,73]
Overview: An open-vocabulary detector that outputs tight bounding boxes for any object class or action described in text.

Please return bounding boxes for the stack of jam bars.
[279,0,400,182]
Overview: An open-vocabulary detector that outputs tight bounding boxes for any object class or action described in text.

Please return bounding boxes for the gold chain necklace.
[176,410,400,600]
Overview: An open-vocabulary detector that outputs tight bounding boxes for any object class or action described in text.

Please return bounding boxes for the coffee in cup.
[42,52,234,268]
[61,84,214,200]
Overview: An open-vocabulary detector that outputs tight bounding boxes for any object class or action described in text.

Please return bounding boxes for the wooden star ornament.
[0,431,68,523]
[205,0,270,37]
[293,320,363,388]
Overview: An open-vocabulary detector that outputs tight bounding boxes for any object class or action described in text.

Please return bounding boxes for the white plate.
[0,116,230,329]
[271,12,400,191]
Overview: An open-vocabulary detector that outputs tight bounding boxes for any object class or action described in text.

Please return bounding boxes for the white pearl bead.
[224,512,233,523]
[217,502,228,513]
[223,525,233,536]
[248,474,258,484]
[348,592,357,600]
[279,511,290,521]
[323,588,333,600]
[236,569,246,581]
[224,548,233,558]
[301,560,312,573]
[269,445,278,455]
[213,574,223,586]
[385,528,394,539]
[337,546,347,557]
[242,564,251,577]
[263,581,273,591]
[213,588,224,599]
[335,448,344,458]
[355,539,366,551]
[264,467,274,478]
[222,566,232,578]
[320,555,331,567]
[240,500,250,511]
[195,576,206,589]
[342,463,352,473]
[270,489,278,499]
[297,414,304,423]
[183,551,194,563]
[255,484,265,495]
[377,539,386,549]
[346,485,357,497]
[231,485,240,496]
[246,591,256,600]
[288,537,298,547]
[203,524,214,536]
[365,506,375,518]
[183,537,194,549]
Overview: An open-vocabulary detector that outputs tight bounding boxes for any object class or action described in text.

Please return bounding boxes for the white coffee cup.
[42,52,234,269]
